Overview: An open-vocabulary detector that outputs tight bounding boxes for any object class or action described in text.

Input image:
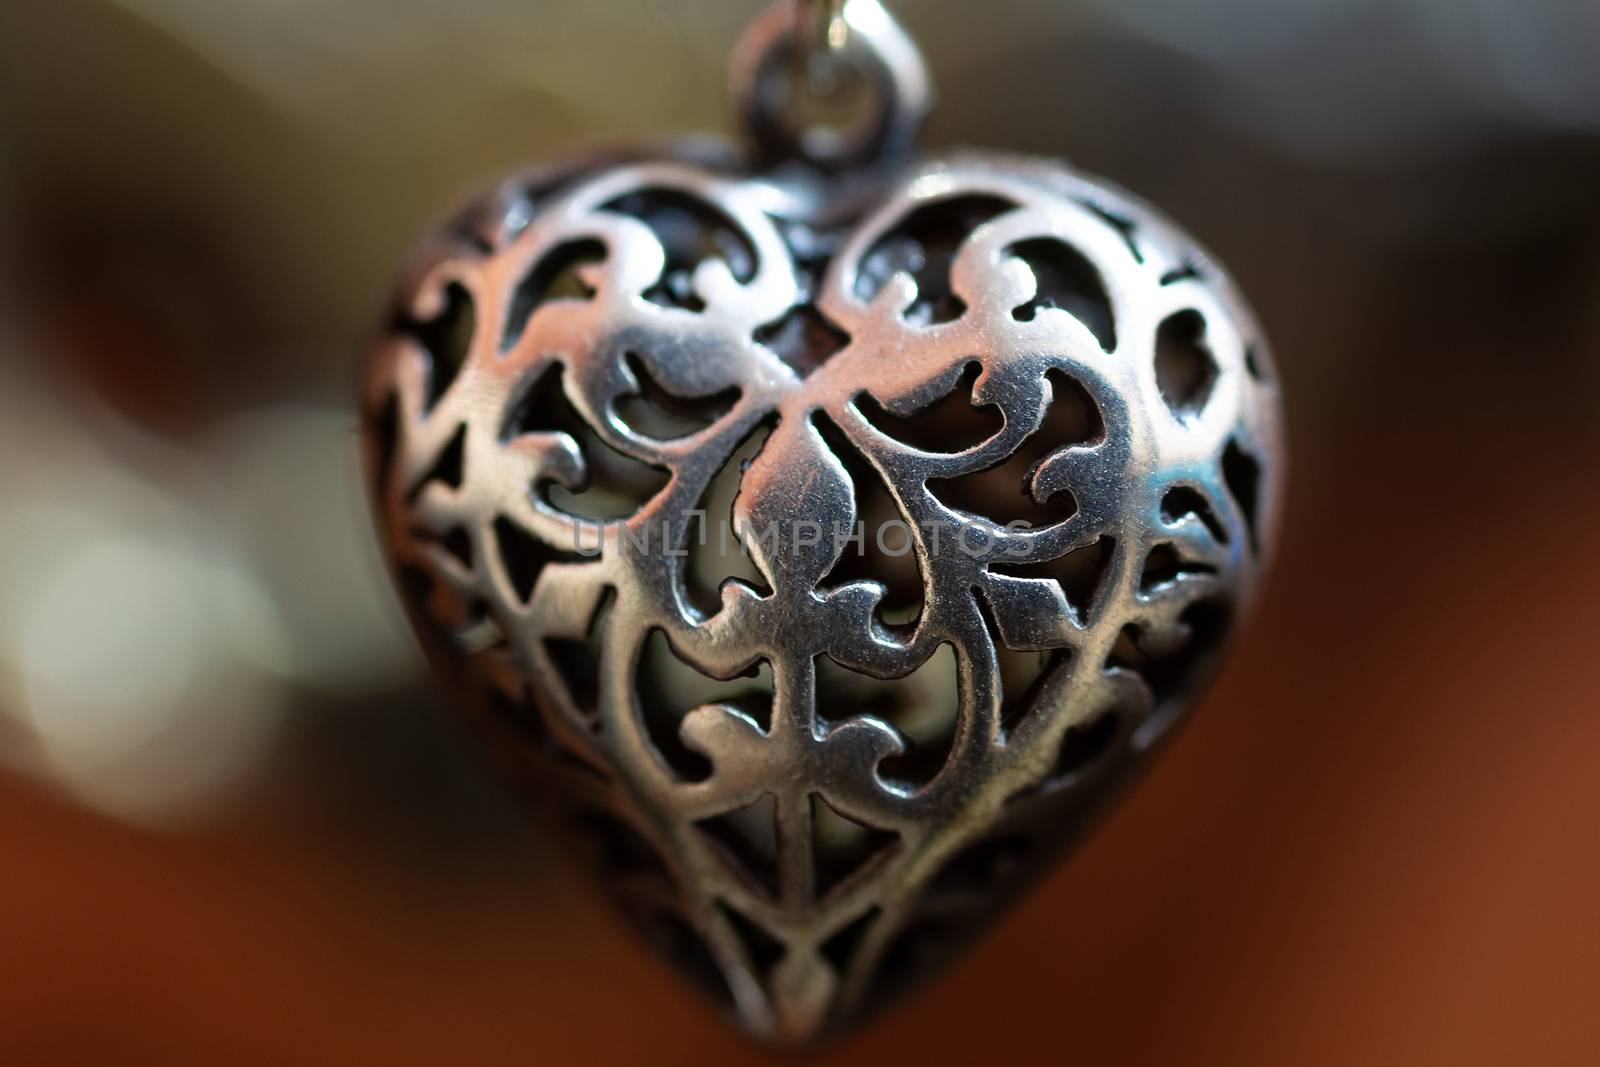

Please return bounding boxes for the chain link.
[798,0,850,59]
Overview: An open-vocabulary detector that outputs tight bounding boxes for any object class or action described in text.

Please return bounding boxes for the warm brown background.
[3,1,1599,1064]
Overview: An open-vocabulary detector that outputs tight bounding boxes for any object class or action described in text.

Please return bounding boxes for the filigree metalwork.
[364,146,1284,1042]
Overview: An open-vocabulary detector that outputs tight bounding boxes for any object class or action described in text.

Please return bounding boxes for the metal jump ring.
[729,0,932,172]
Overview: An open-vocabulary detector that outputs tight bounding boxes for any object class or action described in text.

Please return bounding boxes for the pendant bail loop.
[730,0,932,173]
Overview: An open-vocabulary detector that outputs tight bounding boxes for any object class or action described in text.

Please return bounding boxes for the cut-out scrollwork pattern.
[366,149,1283,1043]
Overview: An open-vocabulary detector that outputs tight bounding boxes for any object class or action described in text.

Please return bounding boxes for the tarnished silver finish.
[363,0,1283,1047]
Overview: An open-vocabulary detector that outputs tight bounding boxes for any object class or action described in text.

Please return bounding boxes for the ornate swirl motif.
[365,149,1284,1043]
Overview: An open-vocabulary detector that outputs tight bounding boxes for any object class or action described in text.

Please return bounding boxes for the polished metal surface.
[364,0,1283,1046]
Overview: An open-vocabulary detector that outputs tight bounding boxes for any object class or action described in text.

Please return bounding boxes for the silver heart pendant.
[363,0,1284,1045]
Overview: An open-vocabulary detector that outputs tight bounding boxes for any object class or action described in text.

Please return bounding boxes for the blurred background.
[2,0,1598,1063]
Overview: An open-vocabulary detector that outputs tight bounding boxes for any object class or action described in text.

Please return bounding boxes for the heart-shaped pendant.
[364,0,1283,1045]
